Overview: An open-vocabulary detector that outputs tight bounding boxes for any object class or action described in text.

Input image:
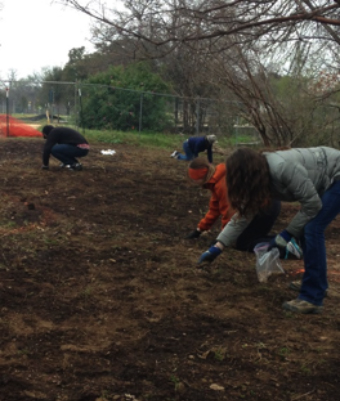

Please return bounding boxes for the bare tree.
[60,0,340,145]
[60,1,340,53]
[7,69,18,83]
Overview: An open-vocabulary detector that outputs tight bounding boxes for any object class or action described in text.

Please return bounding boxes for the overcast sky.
[0,0,95,80]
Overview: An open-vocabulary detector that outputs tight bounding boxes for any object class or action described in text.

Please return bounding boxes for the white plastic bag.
[101,149,116,155]
[254,242,285,283]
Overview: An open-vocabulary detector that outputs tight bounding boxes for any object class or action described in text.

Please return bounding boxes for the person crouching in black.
[41,125,90,171]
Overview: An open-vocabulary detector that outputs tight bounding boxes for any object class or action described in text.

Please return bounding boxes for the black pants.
[235,199,281,253]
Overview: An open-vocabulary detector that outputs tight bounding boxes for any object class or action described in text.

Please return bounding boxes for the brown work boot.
[282,298,322,314]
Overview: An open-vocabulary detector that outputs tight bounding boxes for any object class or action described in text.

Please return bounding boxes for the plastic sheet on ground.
[100,149,116,155]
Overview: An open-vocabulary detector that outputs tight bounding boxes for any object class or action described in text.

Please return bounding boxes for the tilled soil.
[0,138,339,401]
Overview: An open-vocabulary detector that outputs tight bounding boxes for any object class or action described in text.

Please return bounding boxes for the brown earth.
[0,138,340,401]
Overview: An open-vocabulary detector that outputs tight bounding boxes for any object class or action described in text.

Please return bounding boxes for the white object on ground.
[101,149,116,155]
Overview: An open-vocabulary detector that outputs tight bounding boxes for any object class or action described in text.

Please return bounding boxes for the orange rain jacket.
[197,163,235,231]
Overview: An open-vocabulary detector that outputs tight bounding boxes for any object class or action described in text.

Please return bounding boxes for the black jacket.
[43,127,89,166]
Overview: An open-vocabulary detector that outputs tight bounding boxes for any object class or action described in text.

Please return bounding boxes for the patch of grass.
[169,374,181,391]
[17,348,30,355]
[214,348,225,361]
[283,311,297,319]
[1,221,17,229]
[43,238,59,245]
[80,286,93,298]
[56,126,253,151]
[100,390,111,400]
[86,129,187,150]
[278,347,291,359]
[300,363,312,375]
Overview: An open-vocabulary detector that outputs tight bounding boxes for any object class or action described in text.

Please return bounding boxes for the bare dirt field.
[0,138,340,401]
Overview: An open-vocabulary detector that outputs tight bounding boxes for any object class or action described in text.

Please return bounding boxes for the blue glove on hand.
[268,229,292,250]
[198,246,222,264]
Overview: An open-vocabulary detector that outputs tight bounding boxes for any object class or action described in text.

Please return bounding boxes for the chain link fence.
[0,80,260,144]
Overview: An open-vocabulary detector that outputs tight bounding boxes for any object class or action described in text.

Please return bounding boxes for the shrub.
[80,62,173,131]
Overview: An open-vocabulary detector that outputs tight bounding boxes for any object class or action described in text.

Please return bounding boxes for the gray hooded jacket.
[217,147,340,247]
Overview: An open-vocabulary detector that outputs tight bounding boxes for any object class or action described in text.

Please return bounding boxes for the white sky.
[0,0,95,80]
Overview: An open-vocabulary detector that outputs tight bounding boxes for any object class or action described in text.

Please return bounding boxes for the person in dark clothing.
[41,125,89,171]
[170,135,217,163]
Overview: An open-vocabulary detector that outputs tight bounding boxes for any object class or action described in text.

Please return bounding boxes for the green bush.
[80,62,173,131]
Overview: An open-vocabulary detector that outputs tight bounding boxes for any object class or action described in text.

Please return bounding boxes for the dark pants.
[235,199,281,253]
[51,144,89,165]
[176,140,195,161]
[299,180,340,306]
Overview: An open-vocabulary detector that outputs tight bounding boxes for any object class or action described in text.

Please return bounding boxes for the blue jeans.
[51,144,89,165]
[177,140,195,161]
[299,180,340,306]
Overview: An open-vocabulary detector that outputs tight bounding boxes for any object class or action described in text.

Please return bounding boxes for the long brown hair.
[226,148,271,216]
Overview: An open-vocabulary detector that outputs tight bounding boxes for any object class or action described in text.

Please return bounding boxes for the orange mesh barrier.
[0,115,42,138]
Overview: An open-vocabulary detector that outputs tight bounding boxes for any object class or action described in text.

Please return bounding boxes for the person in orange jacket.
[186,158,281,253]
[186,158,233,238]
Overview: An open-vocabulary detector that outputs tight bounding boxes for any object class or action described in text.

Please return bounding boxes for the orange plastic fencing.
[0,115,42,138]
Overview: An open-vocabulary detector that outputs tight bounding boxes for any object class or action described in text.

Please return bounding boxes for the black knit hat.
[42,125,54,136]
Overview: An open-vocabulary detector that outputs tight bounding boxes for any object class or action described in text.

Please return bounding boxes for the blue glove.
[198,246,222,264]
[268,230,292,250]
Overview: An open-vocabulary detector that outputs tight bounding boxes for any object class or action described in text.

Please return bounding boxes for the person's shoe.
[71,163,83,171]
[285,238,303,259]
[282,298,322,314]
[170,150,179,158]
[64,163,82,171]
